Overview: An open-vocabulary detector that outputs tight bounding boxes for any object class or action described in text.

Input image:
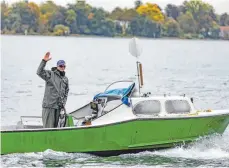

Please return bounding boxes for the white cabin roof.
[131,95,192,100]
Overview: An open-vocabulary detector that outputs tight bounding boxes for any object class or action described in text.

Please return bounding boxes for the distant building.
[114,20,130,27]
[114,20,130,34]
[219,26,229,39]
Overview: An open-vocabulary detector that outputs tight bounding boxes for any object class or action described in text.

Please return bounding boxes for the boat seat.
[18,116,43,129]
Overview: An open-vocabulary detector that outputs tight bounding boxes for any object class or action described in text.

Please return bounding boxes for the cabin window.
[165,100,191,114]
[133,100,161,115]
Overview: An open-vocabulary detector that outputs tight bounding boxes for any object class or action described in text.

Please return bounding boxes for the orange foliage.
[136,2,164,22]
[28,2,40,18]
[40,14,49,25]
[88,13,94,20]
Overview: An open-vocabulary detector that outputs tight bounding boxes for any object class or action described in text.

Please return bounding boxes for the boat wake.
[152,129,229,160]
[119,127,229,167]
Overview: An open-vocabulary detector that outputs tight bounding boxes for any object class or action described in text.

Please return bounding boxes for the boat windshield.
[69,81,136,123]
[93,81,136,101]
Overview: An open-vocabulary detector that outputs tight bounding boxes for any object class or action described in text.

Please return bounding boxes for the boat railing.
[104,80,135,92]
[20,116,42,118]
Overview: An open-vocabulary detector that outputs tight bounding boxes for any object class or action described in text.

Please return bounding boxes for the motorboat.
[1,38,229,156]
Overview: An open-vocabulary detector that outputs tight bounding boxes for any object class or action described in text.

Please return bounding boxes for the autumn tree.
[177,12,197,34]
[136,3,164,22]
[163,18,180,37]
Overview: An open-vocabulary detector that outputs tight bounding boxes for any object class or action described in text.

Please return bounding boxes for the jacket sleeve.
[36,59,51,81]
[63,78,69,107]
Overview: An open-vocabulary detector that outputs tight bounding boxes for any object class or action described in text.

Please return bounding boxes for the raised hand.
[43,52,52,61]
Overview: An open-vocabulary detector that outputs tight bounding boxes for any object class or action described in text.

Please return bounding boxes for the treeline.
[1,0,229,39]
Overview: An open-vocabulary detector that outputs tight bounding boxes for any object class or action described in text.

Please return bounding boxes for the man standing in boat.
[37,52,69,128]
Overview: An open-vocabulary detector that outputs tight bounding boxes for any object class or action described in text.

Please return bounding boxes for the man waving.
[37,52,69,128]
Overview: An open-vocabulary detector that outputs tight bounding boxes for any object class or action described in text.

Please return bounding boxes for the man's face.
[57,64,66,72]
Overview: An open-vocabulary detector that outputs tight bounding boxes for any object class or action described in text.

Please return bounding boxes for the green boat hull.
[1,114,229,155]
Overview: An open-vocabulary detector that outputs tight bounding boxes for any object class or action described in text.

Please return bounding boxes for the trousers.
[42,108,61,128]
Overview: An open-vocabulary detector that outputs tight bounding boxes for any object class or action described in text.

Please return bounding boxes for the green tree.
[163,18,180,37]
[7,2,40,33]
[128,16,161,37]
[183,0,219,36]
[87,8,116,36]
[40,1,58,16]
[65,9,77,33]
[1,1,9,31]
[114,22,123,35]
[219,13,229,26]
[8,13,22,33]
[119,8,138,22]
[177,12,197,34]
[68,1,92,34]
[109,8,137,35]
[165,4,180,20]
[209,21,220,39]
[40,1,65,31]
[178,4,187,14]
[49,10,66,30]
[109,7,124,20]
[53,24,69,36]
[184,0,213,21]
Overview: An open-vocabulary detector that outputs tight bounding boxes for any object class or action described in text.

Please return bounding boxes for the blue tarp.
[93,83,135,106]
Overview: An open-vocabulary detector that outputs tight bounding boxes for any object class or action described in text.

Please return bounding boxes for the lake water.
[1,35,229,167]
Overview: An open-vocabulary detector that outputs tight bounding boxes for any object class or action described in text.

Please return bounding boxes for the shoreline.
[1,33,228,41]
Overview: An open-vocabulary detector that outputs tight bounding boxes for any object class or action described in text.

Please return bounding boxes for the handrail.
[21,116,42,118]
[104,80,134,92]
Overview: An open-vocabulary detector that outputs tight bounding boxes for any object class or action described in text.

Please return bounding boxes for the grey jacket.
[37,59,69,109]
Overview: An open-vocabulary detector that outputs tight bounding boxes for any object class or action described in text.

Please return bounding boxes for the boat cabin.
[70,81,196,126]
